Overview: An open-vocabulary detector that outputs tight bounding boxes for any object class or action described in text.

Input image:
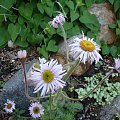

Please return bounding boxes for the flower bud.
[17,50,27,59]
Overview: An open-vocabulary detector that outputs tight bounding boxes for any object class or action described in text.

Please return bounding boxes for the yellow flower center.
[80,40,95,52]
[33,107,40,114]
[6,103,12,109]
[42,70,54,83]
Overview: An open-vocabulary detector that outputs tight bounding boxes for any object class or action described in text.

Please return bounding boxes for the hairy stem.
[60,24,69,63]
[63,60,80,81]
[62,70,113,101]
[49,91,52,120]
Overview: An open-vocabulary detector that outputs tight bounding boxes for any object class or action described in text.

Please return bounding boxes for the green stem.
[62,70,113,101]
[37,92,40,103]
[60,24,69,63]
[63,60,80,81]
[0,5,11,12]
[21,62,38,101]
[56,1,67,18]
[21,62,28,97]
[75,4,78,12]
[49,91,52,120]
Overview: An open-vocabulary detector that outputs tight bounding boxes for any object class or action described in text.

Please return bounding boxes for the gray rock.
[99,96,120,120]
[89,3,116,44]
[0,59,38,110]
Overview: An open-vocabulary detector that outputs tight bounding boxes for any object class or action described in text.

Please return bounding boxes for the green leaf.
[0,0,15,23]
[110,46,117,57]
[108,23,117,28]
[37,3,44,14]
[0,25,10,47]
[57,22,73,36]
[67,25,80,38]
[116,28,120,35]
[102,44,110,55]
[37,45,48,59]
[64,22,73,30]
[44,6,53,17]
[46,1,54,7]
[79,10,100,31]
[32,14,44,27]
[79,11,99,25]
[18,16,24,25]
[73,102,83,110]
[19,3,33,20]
[70,11,79,22]
[117,20,120,28]
[27,33,44,45]
[46,40,58,52]
[85,0,94,7]
[15,37,28,48]
[108,0,114,4]
[8,23,20,42]
[114,0,120,12]
[66,1,74,10]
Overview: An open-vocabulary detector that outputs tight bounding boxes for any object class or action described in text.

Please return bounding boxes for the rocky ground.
[0,46,119,120]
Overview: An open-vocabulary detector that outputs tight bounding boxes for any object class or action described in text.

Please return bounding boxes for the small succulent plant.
[75,73,120,105]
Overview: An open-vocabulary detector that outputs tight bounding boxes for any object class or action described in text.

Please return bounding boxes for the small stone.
[89,3,116,44]
[53,34,91,76]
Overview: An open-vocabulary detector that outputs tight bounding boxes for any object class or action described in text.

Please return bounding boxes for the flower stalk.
[61,70,113,101]
[60,24,69,63]
[63,60,80,81]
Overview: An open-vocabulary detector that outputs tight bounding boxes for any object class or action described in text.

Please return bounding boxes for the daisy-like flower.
[17,50,27,59]
[4,99,15,113]
[30,59,66,96]
[69,32,102,64]
[49,13,65,28]
[114,58,120,73]
[29,102,44,119]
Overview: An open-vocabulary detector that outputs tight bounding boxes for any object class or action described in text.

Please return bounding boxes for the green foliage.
[79,10,100,32]
[75,73,120,106]
[0,0,99,58]
[101,41,120,58]
[42,99,83,120]
[0,0,119,58]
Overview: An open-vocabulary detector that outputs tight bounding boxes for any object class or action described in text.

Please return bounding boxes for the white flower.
[69,32,102,64]
[49,13,65,28]
[39,57,46,64]
[114,58,120,73]
[17,50,27,59]
[30,59,66,96]
[29,102,44,119]
[4,99,15,113]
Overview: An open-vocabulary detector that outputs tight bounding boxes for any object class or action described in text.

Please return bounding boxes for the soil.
[0,46,118,120]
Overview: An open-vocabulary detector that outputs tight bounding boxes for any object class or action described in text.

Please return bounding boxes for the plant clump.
[75,73,120,105]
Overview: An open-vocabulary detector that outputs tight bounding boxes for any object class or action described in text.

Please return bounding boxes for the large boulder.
[89,3,116,44]
[0,60,38,111]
